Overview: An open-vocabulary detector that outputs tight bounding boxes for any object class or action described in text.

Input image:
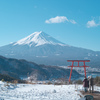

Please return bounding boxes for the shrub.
[75,79,83,84]
[94,76,100,86]
[1,79,4,82]
[0,74,26,83]
[47,81,52,85]
[54,82,63,85]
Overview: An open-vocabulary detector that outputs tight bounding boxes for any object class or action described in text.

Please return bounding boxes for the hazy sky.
[0,0,100,51]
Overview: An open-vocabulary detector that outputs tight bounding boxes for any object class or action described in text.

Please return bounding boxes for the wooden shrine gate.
[67,60,90,82]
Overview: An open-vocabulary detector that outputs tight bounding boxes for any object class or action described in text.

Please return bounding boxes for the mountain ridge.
[0,55,80,80]
[0,31,100,67]
[13,31,67,47]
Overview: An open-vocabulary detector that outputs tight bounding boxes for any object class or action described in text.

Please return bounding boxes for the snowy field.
[0,81,100,100]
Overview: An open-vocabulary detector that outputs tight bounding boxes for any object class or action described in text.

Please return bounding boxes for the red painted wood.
[67,60,90,62]
[68,66,89,67]
[84,67,86,77]
[69,67,73,83]
[67,60,90,82]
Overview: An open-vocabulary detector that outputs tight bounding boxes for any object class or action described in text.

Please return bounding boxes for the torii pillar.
[67,60,90,82]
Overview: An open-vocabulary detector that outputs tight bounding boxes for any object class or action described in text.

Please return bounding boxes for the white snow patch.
[13,31,67,47]
[36,56,48,58]
[55,54,60,56]
[0,81,100,100]
[84,57,88,59]
[0,81,83,100]
[96,54,98,56]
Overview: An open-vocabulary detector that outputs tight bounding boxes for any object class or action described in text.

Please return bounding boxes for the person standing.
[83,77,89,92]
[88,76,94,93]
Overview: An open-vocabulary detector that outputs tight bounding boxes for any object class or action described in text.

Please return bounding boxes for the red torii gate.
[67,60,90,82]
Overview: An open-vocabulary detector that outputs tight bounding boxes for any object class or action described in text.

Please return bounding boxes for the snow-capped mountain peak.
[13,31,66,47]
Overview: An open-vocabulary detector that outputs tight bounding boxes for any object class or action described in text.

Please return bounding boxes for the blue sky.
[0,0,100,51]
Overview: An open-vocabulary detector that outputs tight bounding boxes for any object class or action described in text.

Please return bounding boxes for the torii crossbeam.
[67,60,90,82]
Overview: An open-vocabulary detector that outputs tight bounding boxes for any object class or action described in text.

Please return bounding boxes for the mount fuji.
[13,31,66,47]
[0,31,100,67]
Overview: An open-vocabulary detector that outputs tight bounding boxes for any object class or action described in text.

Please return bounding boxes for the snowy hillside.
[0,81,84,100]
[13,31,66,47]
[0,81,100,100]
[0,55,80,80]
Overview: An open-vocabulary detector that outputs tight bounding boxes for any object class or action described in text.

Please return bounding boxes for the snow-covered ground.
[0,81,100,100]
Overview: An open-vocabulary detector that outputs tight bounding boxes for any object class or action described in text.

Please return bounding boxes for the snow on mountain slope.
[0,31,100,66]
[13,31,67,47]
